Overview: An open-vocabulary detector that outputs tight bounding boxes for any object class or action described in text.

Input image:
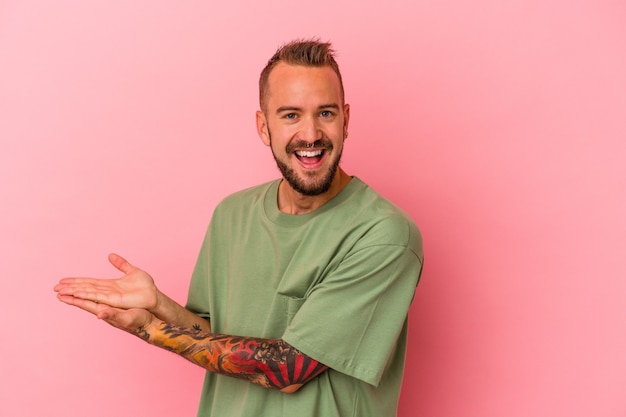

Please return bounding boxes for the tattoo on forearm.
[136,326,150,341]
[143,322,327,391]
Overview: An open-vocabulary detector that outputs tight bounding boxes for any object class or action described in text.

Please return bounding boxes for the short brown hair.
[259,39,345,112]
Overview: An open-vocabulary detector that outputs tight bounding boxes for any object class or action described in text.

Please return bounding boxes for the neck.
[277,168,351,215]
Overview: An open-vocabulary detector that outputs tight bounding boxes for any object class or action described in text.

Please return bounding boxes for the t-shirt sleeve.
[282,217,423,387]
[185,226,211,320]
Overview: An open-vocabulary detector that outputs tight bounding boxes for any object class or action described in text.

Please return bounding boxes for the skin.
[53,64,351,393]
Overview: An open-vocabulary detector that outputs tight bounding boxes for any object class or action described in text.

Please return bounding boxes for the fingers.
[54,253,158,311]
[54,277,106,292]
[53,253,131,302]
[57,294,149,335]
[108,253,134,275]
[53,279,115,302]
[56,293,109,316]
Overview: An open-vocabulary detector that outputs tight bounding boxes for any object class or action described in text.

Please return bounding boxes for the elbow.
[279,383,304,394]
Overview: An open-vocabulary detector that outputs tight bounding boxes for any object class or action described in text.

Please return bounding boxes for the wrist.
[143,321,197,354]
[150,289,168,318]
[136,315,161,343]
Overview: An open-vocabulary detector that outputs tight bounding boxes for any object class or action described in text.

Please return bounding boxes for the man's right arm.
[153,288,211,333]
[54,252,212,333]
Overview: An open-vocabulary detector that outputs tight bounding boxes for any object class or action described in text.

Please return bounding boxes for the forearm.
[152,291,211,332]
[139,320,327,393]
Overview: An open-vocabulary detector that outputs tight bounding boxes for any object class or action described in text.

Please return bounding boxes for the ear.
[256,111,271,146]
[342,103,351,140]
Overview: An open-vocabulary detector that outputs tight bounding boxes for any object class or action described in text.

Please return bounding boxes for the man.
[54,39,423,417]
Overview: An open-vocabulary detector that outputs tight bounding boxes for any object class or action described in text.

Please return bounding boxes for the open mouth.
[294,149,326,165]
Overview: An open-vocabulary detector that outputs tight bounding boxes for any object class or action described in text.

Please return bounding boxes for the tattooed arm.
[140,320,328,393]
[55,254,326,391]
[56,291,327,392]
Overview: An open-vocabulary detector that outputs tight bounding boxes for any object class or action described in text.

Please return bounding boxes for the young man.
[55,39,423,417]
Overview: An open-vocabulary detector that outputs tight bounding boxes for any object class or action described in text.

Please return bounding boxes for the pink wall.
[1,1,625,416]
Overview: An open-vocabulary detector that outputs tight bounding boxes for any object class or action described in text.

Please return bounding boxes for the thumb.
[97,307,136,331]
[108,253,135,275]
[97,308,115,321]
[98,308,154,337]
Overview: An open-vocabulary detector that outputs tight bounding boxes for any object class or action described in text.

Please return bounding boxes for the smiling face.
[256,63,350,198]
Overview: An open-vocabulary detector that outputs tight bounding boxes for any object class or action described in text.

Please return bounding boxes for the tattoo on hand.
[151,322,327,391]
[136,326,150,341]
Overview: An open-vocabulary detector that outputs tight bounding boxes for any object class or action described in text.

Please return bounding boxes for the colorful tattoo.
[141,322,327,391]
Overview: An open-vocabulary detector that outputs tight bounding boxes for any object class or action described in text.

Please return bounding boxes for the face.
[256,63,350,196]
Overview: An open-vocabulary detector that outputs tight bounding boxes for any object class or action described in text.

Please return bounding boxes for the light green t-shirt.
[186,177,423,417]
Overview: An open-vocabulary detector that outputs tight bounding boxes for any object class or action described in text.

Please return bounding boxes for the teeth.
[295,150,323,157]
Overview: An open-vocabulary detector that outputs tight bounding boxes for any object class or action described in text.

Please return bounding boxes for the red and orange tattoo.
[140,322,327,392]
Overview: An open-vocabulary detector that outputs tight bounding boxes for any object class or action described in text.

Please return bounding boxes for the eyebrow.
[275,103,340,114]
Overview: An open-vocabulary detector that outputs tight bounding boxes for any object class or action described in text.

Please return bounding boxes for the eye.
[320,110,333,118]
[284,113,298,120]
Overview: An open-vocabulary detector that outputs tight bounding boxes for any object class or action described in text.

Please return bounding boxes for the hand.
[54,253,159,312]
[56,291,157,337]
[99,307,157,339]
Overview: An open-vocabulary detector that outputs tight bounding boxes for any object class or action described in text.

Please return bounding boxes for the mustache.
[286,139,334,154]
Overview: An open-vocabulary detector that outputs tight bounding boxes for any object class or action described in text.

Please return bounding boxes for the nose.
[298,116,322,144]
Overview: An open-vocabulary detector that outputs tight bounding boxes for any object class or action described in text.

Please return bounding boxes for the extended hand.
[54,253,159,311]
[55,289,156,337]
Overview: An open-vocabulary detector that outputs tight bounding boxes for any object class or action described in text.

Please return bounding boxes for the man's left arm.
[139,319,328,393]
[58,293,327,392]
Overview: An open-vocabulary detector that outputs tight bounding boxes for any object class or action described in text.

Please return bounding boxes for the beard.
[268,131,343,196]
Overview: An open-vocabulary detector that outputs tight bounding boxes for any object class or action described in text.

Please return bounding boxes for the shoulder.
[340,178,423,259]
[214,180,276,215]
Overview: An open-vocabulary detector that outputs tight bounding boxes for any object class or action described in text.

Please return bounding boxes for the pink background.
[1,1,625,416]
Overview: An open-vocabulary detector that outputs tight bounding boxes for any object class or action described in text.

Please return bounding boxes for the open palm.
[54,253,159,311]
